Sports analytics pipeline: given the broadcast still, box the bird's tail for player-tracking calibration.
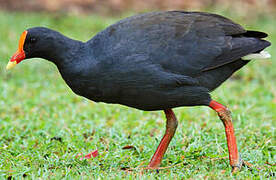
[242,50,271,60]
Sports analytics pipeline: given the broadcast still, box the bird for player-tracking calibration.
[6,11,271,172]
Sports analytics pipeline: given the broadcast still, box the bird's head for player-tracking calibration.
[6,27,78,70]
[7,28,45,70]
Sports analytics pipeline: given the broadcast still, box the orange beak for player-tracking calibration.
[6,30,28,70]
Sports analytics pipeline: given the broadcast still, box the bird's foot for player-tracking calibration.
[231,158,255,173]
[231,156,243,173]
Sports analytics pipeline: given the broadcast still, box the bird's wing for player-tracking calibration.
[202,37,270,71]
[91,11,270,76]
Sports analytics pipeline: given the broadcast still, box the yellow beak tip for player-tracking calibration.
[6,61,17,70]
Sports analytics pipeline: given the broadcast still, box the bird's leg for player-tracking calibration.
[209,100,242,172]
[148,109,178,169]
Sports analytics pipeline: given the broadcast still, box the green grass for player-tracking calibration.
[0,11,275,179]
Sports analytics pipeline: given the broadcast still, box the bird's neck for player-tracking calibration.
[42,34,84,69]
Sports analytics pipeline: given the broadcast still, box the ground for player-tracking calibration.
[0,11,275,179]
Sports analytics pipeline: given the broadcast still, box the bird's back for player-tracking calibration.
[89,11,270,77]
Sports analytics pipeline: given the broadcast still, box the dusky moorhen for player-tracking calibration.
[6,11,271,172]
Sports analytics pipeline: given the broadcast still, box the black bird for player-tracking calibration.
[7,11,271,172]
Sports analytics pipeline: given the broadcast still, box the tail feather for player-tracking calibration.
[243,31,268,38]
[242,50,271,60]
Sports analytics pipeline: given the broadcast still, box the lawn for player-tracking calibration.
[0,11,275,179]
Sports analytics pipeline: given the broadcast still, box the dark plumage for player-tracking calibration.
[8,11,271,172]
[21,11,270,110]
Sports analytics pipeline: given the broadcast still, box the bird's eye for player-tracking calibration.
[30,37,37,44]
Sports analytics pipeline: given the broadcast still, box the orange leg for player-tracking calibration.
[148,109,178,168]
[209,100,242,172]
